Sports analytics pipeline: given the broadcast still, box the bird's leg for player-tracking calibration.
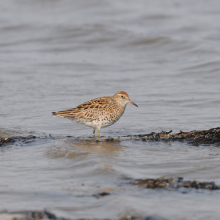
[92,129,95,137]
[97,130,100,137]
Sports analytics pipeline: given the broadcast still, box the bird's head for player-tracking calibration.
[113,91,138,108]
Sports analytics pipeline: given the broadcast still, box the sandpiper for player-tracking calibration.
[52,91,138,137]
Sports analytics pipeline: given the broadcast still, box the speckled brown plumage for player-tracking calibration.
[52,91,138,137]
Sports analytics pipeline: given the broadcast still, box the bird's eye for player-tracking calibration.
[121,95,124,98]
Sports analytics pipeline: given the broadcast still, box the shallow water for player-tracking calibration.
[1,0,220,219]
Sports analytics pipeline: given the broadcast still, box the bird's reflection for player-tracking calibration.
[46,138,127,160]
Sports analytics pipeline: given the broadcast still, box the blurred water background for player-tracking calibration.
[1,0,220,219]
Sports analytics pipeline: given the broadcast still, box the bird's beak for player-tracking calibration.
[129,100,138,107]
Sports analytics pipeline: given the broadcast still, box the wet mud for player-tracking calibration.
[0,135,37,147]
[94,177,220,198]
[120,127,220,146]
[132,177,220,190]
[0,210,63,220]
[1,127,220,148]
[0,210,167,220]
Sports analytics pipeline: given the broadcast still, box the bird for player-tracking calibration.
[52,91,138,137]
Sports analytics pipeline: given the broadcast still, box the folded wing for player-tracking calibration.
[52,97,110,122]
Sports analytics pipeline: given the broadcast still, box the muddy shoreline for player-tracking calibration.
[0,210,167,220]
[131,177,220,190]
[1,127,220,148]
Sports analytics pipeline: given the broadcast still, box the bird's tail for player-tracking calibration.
[52,109,78,118]
[52,111,70,117]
